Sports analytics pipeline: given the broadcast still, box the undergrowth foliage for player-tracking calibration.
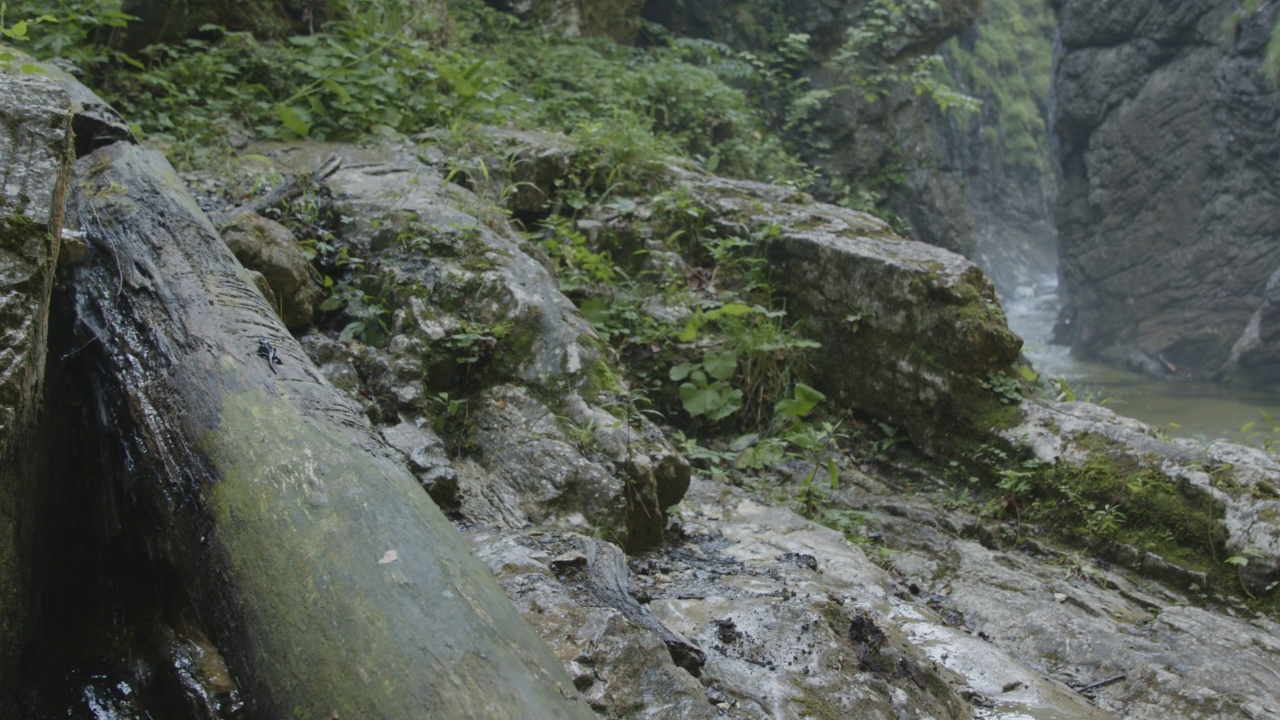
[4,0,802,182]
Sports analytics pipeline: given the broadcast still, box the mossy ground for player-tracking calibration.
[954,430,1280,611]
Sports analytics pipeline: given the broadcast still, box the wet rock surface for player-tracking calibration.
[469,476,1125,720]
[206,135,1279,719]
[1221,262,1280,391]
[0,72,72,707]
[836,461,1280,720]
[1010,398,1280,596]
[258,141,689,550]
[218,211,323,330]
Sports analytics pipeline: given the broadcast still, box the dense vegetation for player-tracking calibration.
[4,0,805,180]
[945,0,1054,172]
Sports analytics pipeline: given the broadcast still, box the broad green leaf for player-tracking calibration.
[706,389,743,421]
[703,349,738,380]
[775,382,826,418]
[274,103,309,137]
[669,362,695,381]
[706,303,755,319]
[793,382,826,410]
[324,78,352,103]
[338,321,365,342]
[677,316,702,343]
[678,382,714,416]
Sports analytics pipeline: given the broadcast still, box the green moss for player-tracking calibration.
[788,683,842,720]
[201,383,588,716]
[582,354,623,399]
[969,431,1272,602]
[0,210,50,259]
[202,388,419,718]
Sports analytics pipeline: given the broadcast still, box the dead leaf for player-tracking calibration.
[377,550,398,564]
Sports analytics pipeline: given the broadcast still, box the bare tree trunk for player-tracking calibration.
[63,139,594,718]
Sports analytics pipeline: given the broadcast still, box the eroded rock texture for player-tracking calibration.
[679,171,1022,456]
[0,74,71,706]
[258,142,690,551]
[1051,0,1280,376]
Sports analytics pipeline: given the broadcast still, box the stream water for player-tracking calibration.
[1001,275,1280,448]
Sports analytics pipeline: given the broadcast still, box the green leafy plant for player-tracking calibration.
[943,0,1055,171]
[774,382,826,423]
[0,4,53,72]
[1085,503,1127,540]
[981,370,1023,405]
[671,349,743,421]
[795,456,841,516]
[318,277,389,344]
[0,0,134,73]
[1240,410,1280,453]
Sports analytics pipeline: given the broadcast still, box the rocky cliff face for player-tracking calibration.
[932,0,1060,297]
[643,0,1062,301]
[1051,0,1280,375]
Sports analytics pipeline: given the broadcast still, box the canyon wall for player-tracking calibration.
[1051,0,1280,376]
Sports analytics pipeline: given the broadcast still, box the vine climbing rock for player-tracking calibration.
[0,73,72,712]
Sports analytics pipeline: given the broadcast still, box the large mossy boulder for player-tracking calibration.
[1009,398,1280,596]
[0,73,72,709]
[419,131,1022,456]
[680,172,1023,456]
[251,142,690,551]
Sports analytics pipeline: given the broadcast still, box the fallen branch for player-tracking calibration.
[1077,674,1126,693]
[209,153,342,225]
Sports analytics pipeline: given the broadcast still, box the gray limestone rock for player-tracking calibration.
[645,0,1042,280]
[1051,0,1280,375]
[469,477,1121,720]
[263,142,689,550]
[1009,398,1280,596]
[219,211,323,330]
[1220,263,1280,390]
[680,171,1023,456]
[471,531,715,719]
[845,465,1280,720]
[0,72,72,707]
[380,419,459,506]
